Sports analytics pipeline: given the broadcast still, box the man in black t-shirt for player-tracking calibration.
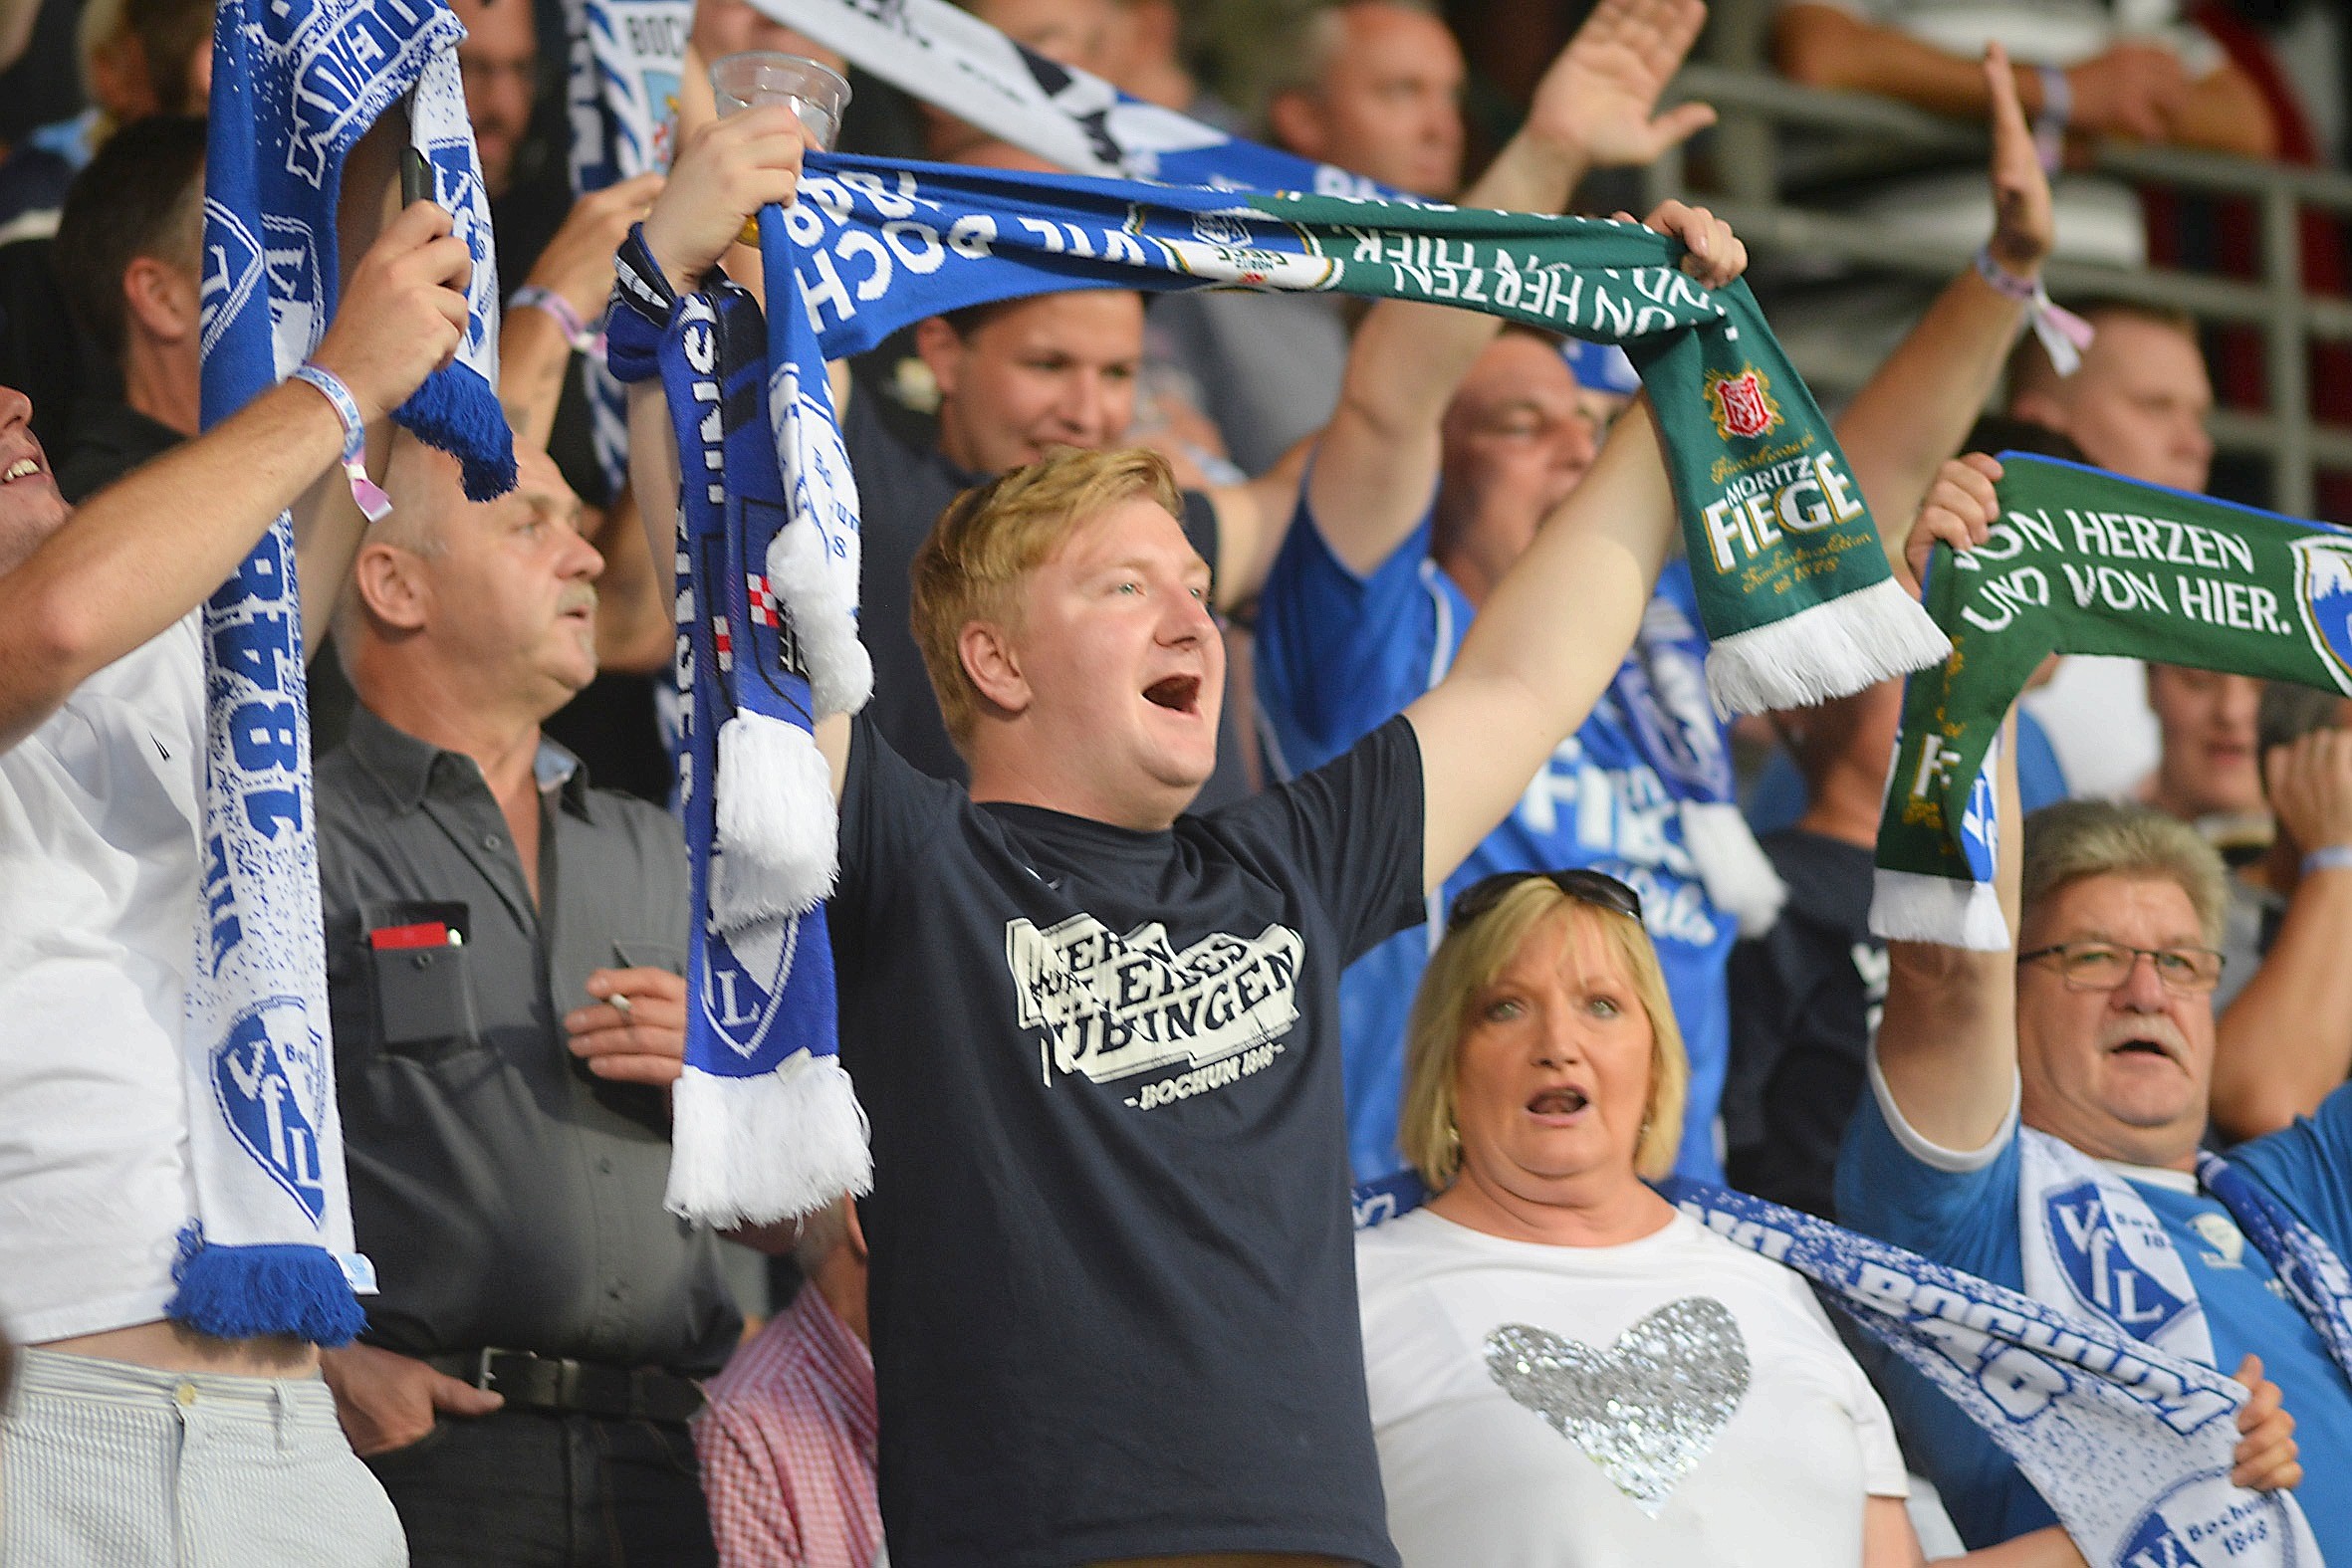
[629,60,1752,1568]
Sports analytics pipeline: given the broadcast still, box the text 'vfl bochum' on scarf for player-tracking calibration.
[184,0,513,1338]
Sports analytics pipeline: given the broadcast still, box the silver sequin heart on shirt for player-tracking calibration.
[1485,1297,1750,1516]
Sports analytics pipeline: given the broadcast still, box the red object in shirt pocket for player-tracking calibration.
[369,921,452,951]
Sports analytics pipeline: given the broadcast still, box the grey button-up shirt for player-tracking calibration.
[316,704,740,1375]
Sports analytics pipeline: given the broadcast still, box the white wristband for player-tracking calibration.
[290,362,392,523]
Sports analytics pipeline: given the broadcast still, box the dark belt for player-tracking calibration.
[425,1349,705,1425]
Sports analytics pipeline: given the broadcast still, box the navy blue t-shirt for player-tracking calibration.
[831,713,1424,1567]
[1837,1069,2352,1555]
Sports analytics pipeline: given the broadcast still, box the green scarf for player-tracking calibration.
[1873,454,2352,948]
[770,153,1956,715]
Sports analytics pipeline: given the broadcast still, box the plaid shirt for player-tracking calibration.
[695,1284,881,1568]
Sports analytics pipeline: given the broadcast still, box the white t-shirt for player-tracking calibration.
[1357,1207,1907,1568]
[0,616,204,1342]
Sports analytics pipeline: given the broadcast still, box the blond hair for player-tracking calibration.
[908,445,1184,754]
[1399,881,1688,1190]
[2020,799,2230,948]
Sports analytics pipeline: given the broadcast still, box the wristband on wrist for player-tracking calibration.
[508,285,600,353]
[613,223,680,327]
[290,362,393,522]
[2302,844,2352,877]
[2034,65,2070,174]
[1975,245,2095,377]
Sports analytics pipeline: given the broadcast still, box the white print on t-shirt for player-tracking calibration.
[1851,941,1889,1042]
[1512,730,1720,950]
[1004,912,1302,1097]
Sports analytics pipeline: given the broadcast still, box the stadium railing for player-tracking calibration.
[1649,63,2352,517]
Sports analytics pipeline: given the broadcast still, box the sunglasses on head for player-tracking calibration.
[1446,868,1644,931]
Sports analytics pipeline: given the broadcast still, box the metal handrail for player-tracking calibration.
[1649,64,2350,515]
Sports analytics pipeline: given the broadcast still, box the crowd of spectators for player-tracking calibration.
[6,0,2352,1564]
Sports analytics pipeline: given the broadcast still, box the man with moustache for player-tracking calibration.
[312,436,739,1567]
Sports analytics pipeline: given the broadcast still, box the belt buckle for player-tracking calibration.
[473,1346,506,1392]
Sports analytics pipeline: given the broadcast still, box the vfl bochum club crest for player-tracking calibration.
[704,910,805,1057]
[1704,365,1780,442]
[2288,531,2352,695]
[2045,1181,2197,1341]
[210,998,332,1223]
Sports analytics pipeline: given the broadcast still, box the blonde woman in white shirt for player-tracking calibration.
[1356,868,2297,1567]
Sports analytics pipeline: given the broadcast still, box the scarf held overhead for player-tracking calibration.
[1873,455,2352,948]
[186,0,510,1339]
[761,151,1947,721]
[657,152,1943,1228]
[563,0,690,492]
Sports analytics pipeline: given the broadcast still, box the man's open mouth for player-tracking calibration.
[2,456,40,483]
[2110,1037,2174,1060]
[1143,675,1201,715]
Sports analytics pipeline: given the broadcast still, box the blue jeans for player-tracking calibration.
[364,1407,716,1568]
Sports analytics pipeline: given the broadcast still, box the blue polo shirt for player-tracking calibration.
[1255,496,1735,1183]
[1837,1067,2352,1556]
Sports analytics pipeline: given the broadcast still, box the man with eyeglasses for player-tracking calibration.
[1839,746,2352,1553]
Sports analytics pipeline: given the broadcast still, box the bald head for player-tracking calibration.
[1267,1,1464,197]
[341,439,601,737]
[2007,305,2215,494]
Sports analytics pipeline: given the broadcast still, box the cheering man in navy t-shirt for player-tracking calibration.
[627,96,1771,1568]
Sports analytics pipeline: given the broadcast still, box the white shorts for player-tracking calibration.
[1,1346,406,1567]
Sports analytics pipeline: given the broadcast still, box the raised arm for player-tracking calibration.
[1212,0,1717,594]
[1404,396,1674,890]
[1834,45,2047,575]
[0,201,472,752]
[1774,3,2274,159]
[1875,456,2021,1151]
[501,172,666,451]
[625,101,851,791]
[2212,729,2352,1140]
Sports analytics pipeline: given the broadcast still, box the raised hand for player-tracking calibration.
[1624,199,1746,289]
[1905,452,2000,587]
[640,103,809,297]
[310,199,473,422]
[525,170,666,324]
[2265,727,2352,865]
[2066,41,2192,145]
[1527,0,1717,169]
[1983,43,2054,278]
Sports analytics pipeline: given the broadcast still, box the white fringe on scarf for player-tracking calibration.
[768,517,873,720]
[665,1055,873,1226]
[1868,866,2012,951]
[1703,576,1952,718]
[713,712,838,926]
[1678,800,1787,938]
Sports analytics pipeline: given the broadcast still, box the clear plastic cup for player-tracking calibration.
[710,52,852,149]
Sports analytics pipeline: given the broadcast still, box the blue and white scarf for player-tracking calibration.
[2020,1130,2352,1388]
[649,145,1930,1225]
[184,0,511,1340]
[1354,1173,2320,1566]
[612,255,869,1225]
[563,0,689,491]
[751,0,1406,197]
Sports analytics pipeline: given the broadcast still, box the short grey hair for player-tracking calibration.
[1263,0,1444,104]
[2020,799,2230,948]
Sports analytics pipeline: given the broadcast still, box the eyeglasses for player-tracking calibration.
[2016,942,2226,996]
[1447,868,1644,930]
